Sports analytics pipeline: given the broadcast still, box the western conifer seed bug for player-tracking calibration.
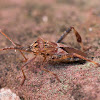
[0,27,99,85]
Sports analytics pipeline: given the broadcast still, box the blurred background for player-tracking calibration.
[0,0,100,100]
[0,0,100,46]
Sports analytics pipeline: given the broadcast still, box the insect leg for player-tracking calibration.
[21,56,37,85]
[40,56,61,82]
[71,27,85,51]
[51,54,74,63]
[0,47,17,51]
[0,47,31,53]
[57,27,86,51]
[72,53,100,66]
[41,66,61,82]
[52,53,99,66]
[57,27,72,43]
[19,50,28,62]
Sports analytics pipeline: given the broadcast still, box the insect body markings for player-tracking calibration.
[0,27,99,85]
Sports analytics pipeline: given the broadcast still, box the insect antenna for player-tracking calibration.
[0,29,30,61]
[0,29,16,46]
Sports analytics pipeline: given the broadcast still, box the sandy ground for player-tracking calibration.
[0,0,100,100]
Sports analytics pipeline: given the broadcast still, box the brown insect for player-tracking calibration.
[0,27,99,85]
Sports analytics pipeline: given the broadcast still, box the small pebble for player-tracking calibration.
[42,16,48,22]
[89,27,93,32]
[0,88,20,100]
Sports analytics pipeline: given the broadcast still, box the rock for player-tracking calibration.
[0,88,20,100]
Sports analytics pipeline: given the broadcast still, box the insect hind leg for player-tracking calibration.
[51,53,100,66]
[57,27,86,51]
[57,27,72,43]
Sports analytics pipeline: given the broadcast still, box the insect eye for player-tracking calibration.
[34,41,37,43]
[34,42,38,48]
[46,53,49,56]
[44,44,48,47]
[34,45,38,48]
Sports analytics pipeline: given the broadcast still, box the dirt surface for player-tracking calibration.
[0,0,100,100]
